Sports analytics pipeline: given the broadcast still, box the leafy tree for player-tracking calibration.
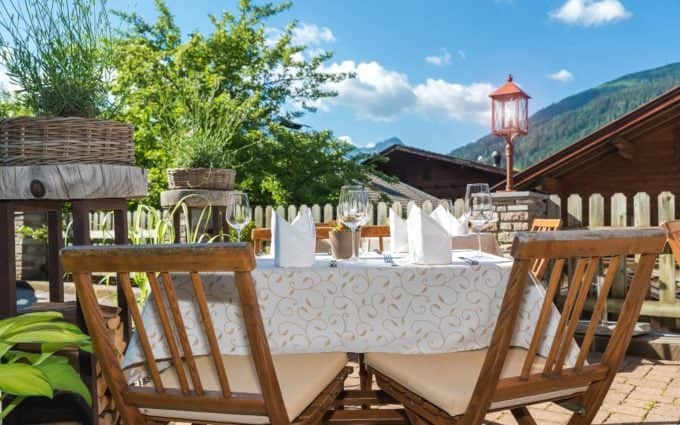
[111,0,364,205]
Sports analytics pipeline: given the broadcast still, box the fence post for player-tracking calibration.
[254,206,263,228]
[548,195,561,219]
[287,205,297,222]
[422,200,433,214]
[453,198,465,218]
[376,202,388,225]
[323,203,334,223]
[567,194,582,228]
[658,191,676,305]
[588,193,604,228]
[265,206,273,227]
[311,204,321,223]
[392,202,403,219]
[611,193,627,298]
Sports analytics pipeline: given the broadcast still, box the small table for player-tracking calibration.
[160,189,232,242]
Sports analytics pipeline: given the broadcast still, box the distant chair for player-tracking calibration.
[663,220,680,263]
[530,218,562,280]
[251,224,390,254]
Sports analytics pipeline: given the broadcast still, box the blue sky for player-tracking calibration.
[7,0,680,154]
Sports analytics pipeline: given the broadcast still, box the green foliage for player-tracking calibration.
[0,312,92,418]
[452,62,680,169]
[17,224,48,241]
[229,220,256,242]
[0,0,113,117]
[110,0,365,206]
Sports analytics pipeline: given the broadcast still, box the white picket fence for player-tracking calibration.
[552,191,679,319]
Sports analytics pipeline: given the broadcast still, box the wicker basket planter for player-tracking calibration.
[0,116,134,165]
[167,167,236,190]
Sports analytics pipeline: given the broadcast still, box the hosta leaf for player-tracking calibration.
[36,361,92,406]
[5,329,89,345]
[0,312,63,338]
[0,363,52,397]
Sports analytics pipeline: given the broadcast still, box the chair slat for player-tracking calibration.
[190,272,231,398]
[553,257,600,373]
[146,272,190,394]
[160,272,204,395]
[521,259,565,379]
[118,272,164,391]
[543,258,588,374]
[575,256,620,370]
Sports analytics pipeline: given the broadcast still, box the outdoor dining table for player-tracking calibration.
[123,249,575,382]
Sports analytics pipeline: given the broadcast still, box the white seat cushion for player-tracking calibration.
[365,348,585,416]
[142,352,348,424]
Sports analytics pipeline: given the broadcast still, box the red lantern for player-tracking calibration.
[490,75,530,191]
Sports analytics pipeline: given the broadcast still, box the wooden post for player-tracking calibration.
[113,205,131,342]
[47,209,64,302]
[658,192,676,305]
[0,202,16,319]
[567,194,583,228]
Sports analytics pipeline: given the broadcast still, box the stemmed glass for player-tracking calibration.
[337,185,370,261]
[465,183,494,255]
[226,192,252,242]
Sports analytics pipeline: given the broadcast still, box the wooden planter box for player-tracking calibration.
[0,117,134,165]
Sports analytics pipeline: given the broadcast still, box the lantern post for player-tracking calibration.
[490,75,530,191]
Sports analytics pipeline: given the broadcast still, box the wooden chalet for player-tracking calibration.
[494,86,680,221]
[369,145,506,199]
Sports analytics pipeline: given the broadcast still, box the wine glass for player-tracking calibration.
[337,185,370,261]
[226,192,252,242]
[465,183,493,255]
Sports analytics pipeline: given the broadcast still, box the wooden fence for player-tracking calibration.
[552,191,678,320]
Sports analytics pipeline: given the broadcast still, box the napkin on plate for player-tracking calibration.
[271,208,316,267]
[430,205,469,236]
[407,206,452,265]
[389,208,409,254]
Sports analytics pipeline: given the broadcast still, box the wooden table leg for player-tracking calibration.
[47,209,64,303]
[172,207,181,243]
[71,201,98,425]
[0,202,16,319]
[358,353,373,409]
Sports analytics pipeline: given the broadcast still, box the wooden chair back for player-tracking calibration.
[664,220,680,263]
[460,228,665,425]
[529,218,562,280]
[61,243,291,425]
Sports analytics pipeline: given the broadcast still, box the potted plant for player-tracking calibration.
[165,84,257,191]
[0,312,92,419]
[0,0,133,165]
[329,222,361,259]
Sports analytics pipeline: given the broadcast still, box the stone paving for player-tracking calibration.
[344,354,680,425]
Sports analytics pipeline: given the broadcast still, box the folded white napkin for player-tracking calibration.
[430,205,469,236]
[271,209,316,267]
[407,206,452,265]
[389,208,409,254]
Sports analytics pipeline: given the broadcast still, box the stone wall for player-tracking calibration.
[490,191,554,254]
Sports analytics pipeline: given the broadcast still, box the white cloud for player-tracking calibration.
[266,22,335,47]
[425,48,452,66]
[457,49,466,60]
[0,50,20,93]
[338,135,355,145]
[318,60,493,125]
[413,79,494,125]
[318,60,416,121]
[548,69,574,82]
[292,23,335,45]
[550,0,631,26]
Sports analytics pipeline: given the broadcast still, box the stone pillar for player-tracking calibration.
[491,191,551,255]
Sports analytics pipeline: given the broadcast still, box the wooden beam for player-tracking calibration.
[612,137,635,160]
[536,176,562,193]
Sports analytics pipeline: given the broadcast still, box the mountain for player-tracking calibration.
[350,136,404,157]
[451,62,680,169]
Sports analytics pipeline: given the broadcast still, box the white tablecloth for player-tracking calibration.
[123,251,573,380]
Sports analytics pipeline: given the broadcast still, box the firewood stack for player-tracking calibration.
[97,305,126,425]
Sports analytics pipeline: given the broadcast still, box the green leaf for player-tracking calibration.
[4,328,89,346]
[0,363,53,398]
[0,342,12,358]
[37,361,92,406]
[0,312,63,338]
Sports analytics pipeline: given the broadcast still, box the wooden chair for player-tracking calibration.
[365,228,665,425]
[664,220,680,263]
[530,218,562,280]
[62,243,351,425]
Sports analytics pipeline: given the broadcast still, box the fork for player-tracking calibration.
[383,254,398,266]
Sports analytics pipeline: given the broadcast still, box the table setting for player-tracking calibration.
[122,184,578,383]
